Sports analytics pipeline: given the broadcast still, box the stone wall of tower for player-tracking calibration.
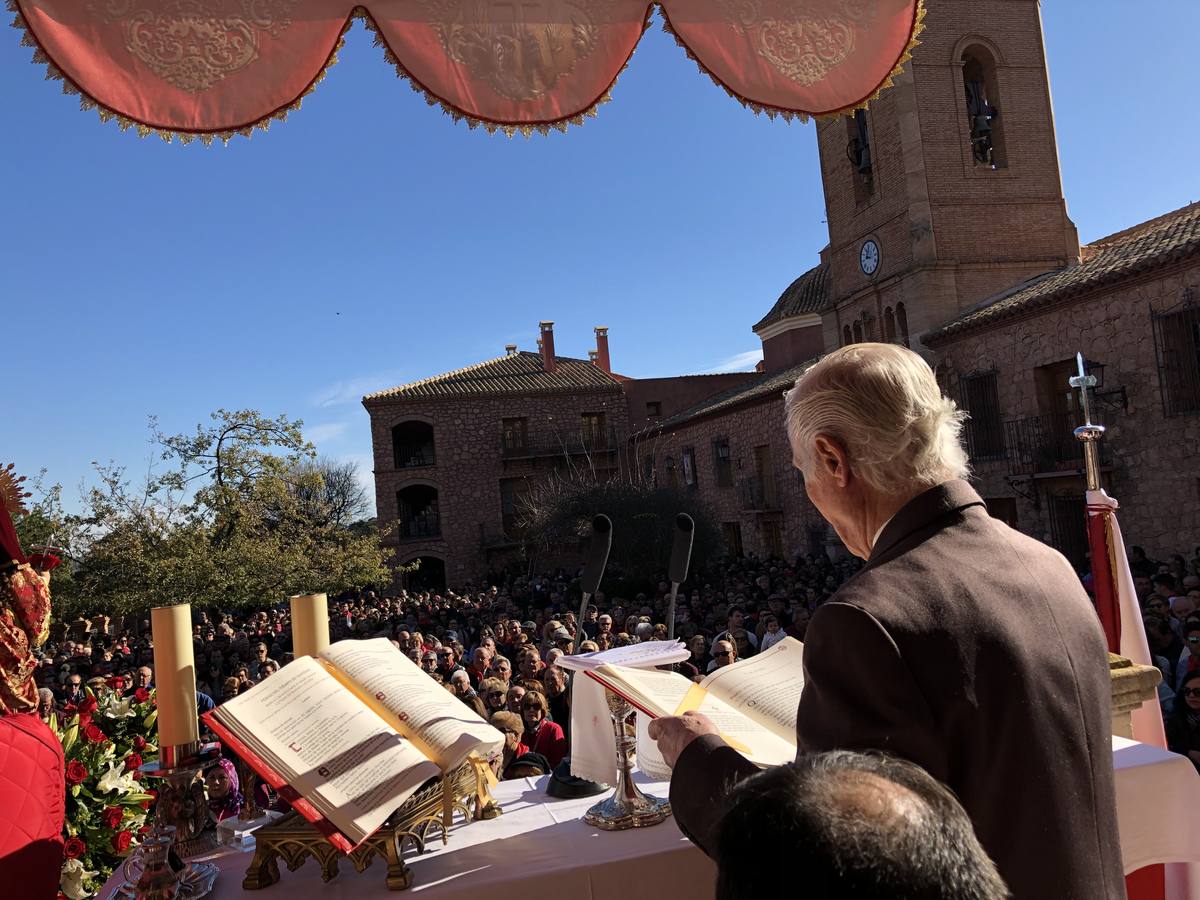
[816,0,1080,349]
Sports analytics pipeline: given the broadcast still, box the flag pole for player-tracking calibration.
[1070,353,1120,652]
[1068,352,1104,491]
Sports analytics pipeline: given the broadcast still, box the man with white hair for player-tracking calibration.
[650,343,1123,899]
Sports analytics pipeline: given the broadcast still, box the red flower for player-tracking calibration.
[84,723,107,744]
[134,688,150,703]
[124,753,142,772]
[132,735,146,750]
[63,836,87,859]
[78,695,98,717]
[138,824,152,836]
[65,760,89,785]
[140,799,152,811]
[101,806,124,829]
[112,829,133,854]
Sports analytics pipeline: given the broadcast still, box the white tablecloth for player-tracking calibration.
[1113,736,1200,900]
[99,775,714,900]
[98,740,1200,900]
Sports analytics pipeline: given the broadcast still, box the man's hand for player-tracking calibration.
[647,711,720,769]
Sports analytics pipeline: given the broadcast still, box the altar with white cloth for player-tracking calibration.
[98,774,714,900]
[99,737,1200,900]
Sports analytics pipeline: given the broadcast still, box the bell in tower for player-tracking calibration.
[812,0,1080,354]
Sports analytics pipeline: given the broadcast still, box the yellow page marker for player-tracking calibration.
[672,683,754,758]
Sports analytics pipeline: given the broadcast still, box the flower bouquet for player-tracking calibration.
[52,684,159,899]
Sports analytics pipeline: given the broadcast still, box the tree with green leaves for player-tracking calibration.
[23,410,391,616]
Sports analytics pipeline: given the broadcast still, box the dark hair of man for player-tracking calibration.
[714,751,1009,900]
[1152,573,1177,592]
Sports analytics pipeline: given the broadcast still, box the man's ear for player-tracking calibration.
[812,435,850,487]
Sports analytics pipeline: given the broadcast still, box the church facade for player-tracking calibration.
[366,0,1200,584]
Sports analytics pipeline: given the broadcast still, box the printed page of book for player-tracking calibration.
[589,663,795,767]
[321,638,503,771]
[589,663,693,717]
[212,655,439,847]
[698,637,805,743]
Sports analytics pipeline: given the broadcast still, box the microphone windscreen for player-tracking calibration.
[668,513,695,584]
[580,514,612,596]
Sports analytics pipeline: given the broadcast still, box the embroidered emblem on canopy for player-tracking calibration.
[10,0,924,142]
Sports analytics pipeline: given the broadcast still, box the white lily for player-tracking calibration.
[97,760,139,795]
[103,695,137,719]
[60,858,99,900]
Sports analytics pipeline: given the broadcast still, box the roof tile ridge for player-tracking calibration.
[364,351,520,399]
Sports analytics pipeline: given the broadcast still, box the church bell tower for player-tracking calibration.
[815,0,1080,352]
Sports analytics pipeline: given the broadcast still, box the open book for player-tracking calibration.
[586,637,805,768]
[202,638,503,852]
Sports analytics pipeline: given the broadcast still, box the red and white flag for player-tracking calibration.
[1086,489,1167,748]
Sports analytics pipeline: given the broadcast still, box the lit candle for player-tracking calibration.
[290,592,330,659]
[150,604,198,748]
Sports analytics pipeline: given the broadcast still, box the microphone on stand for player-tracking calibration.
[576,514,612,644]
[666,514,694,641]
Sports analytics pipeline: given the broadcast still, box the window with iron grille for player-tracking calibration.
[682,447,698,488]
[958,370,1005,460]
[712,438,733,487]
[1152,299,1200,416]
[501,417,528,454]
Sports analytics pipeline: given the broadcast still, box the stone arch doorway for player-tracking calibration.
[405,555,446,591]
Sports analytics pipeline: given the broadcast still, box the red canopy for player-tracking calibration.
[11,1,923,141]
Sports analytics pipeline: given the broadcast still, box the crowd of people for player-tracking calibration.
[35,551,858,786]
[32,539,1200,789]
[1130,547,1200,768]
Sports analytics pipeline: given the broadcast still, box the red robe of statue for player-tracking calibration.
[0,496,64,900]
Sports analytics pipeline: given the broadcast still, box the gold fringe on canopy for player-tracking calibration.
[9,0,925,143]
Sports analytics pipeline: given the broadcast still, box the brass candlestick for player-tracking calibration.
[583,690,671,830]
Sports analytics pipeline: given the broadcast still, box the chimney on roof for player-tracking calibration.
[588,350,599,365]
[539,321,557,373]
[594,326,611,374]
[505,344,518,356]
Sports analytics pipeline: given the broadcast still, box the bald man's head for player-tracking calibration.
[715,751,1009,900]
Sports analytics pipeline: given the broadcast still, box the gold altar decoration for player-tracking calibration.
[1109,653,1162,740]
[9,0,924,142]
[243,758,499,892]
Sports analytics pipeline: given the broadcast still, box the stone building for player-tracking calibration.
[363,323,756,585]
[363,324,629,587]
[925,204,1200,566]
[637,0,1200,568]
[366,0,1200,581]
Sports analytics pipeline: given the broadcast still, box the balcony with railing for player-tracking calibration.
[739,475,780,511]
[500,425,619,459]
[398,510,441,540]
[1003,413,1110,477]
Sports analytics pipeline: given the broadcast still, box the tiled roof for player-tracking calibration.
[363,351,621,402]
[753,263,831,332]
[641,358,815,434]
[927,201,1200,345]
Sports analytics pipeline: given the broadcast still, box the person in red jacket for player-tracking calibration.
[520,690,567,768]
[0,470,64,900]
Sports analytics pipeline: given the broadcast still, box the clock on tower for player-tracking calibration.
[859,239,880,277]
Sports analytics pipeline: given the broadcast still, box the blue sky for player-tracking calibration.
[2,2,1197,516]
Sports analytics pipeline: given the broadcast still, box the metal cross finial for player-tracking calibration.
[1068,352,1105,491]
